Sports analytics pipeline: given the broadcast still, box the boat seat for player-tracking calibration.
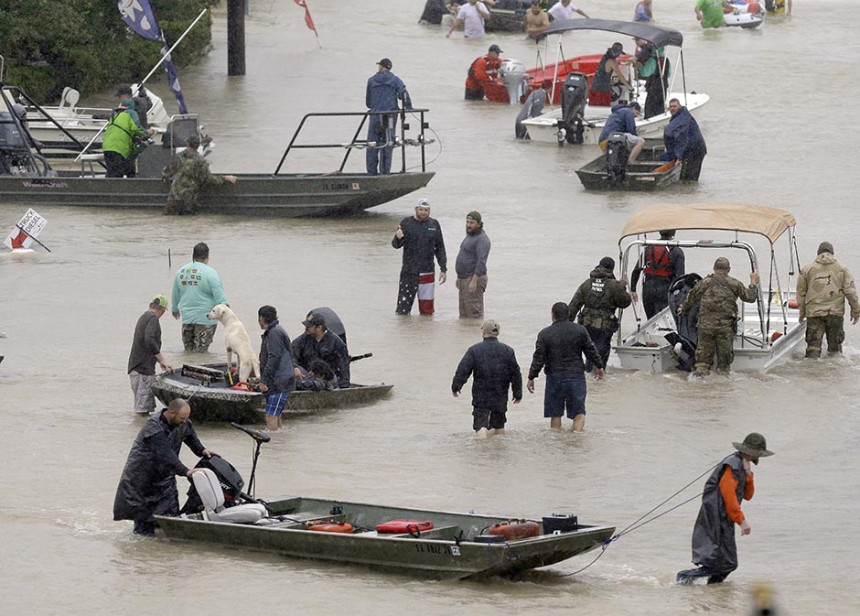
[78,152,104,176]
[192,468,267,524]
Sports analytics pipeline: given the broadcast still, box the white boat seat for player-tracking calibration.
[60,87,80,110]
[192,468,267,524]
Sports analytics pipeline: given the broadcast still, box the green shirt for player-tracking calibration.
[171,260,229,325]
[696,0,726,28]
[102,110,147,159]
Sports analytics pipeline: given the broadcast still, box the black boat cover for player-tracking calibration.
[535,18,684,48]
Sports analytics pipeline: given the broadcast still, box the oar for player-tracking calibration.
[349,352,372,363]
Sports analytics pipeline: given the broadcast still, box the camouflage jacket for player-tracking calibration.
[569,266,632,330]
[162,149,225,205]
[797,253,860,320]
[681,273,757,329]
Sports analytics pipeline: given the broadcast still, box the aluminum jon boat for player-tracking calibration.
[151,364,393,423]
[0,83,434,217]
[575,139,681,191]
[157,494,614,579]
[613,203,806,373]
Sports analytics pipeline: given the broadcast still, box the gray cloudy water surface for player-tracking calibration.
[2,0,859,613]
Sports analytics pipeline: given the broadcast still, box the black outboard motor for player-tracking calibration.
[666,273,702,371]
[557,72,588,145]
[604,133,629,185]
[180,454,247,514]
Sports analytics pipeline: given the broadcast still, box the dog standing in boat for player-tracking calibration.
[206,304,260,383]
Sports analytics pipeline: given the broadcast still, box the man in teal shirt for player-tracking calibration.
[171,242,229,352]
[695,0,732,28]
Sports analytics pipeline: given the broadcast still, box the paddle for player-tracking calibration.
[349,352,372,363]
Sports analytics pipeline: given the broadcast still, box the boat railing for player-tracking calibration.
[274,109,432,176]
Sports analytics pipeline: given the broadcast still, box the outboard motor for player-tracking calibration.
[557,72,588,145]
[666,273,703,371]
[0,111,49,177]
[499,58,528,105]
[180,454,247,514]
[604,133,629,185]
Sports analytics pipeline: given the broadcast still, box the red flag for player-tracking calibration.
[293,0,317,33]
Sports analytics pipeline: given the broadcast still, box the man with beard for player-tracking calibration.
[113,399,215,535]
[661,98,708,181]
[455,211,491,318]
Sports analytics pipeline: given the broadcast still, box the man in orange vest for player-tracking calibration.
[465,44,503,100]
[630,229,685,318]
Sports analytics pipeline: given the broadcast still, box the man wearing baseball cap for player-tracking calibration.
[291,310,350,388]
[464,44,503,100]
[678,433,774,584]
[679,257,759,377]
[452,319,522,438]
[127,294,173,416]
[392,198,447,315]
[366,57,412,175]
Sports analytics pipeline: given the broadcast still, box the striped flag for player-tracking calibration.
[118,0,189,114]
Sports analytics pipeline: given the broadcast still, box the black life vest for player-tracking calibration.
[644,245,671,277]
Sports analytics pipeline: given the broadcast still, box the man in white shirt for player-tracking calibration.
[447,0,491,38]
[548,0,589,21]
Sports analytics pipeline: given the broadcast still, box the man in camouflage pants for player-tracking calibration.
[162,136,237,215]
[569,256,632,372]
[797,241,860,357]
[680,257,759,376]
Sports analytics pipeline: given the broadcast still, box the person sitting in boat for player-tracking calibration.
[291,310,351,388]
[590,42,633,106]
[103,99,152,178]
[525,1,550,38]
[161,135,237,215]
[464,45,503,100]
[515,89,548,139]
[597,101,645,164]
[661,98,707,181]
[634,38,670,119]
[695,0,733,28]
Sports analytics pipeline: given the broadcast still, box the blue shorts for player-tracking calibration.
[265,391,291,417]
[543,374,586,419]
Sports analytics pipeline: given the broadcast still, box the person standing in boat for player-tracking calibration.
[464,44,503,101]
[446,0,491,39]
[452,319,522,438]
[392,198,448,315]
[291,310,351,388]
[634,38,670,119]
[162,135,237,215]
[797,242,860,358]
[455,211,491,319]
[257,305,295,433]
[115,86,145,129]
[171,242,229,353]
[365,58,412,176]
[127,294,173,416]
[678,257,759,377]
[569,257,632,373]
[590,43,633,106]
[527,302,603,432]
[661,98,707,181]
[113,398,215,536]
[547,0,590,21]
[103,99,151,178]
[677,433,774,584]
[630,230,686,319]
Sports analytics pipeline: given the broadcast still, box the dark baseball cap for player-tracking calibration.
[116,85,133,96]
[488,44,503,54]
[377,58,393,69]
[302,311,327,328]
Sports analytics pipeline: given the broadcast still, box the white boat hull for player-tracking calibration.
[520,91,710,145]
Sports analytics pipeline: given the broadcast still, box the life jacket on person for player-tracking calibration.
[644,245,672,277]
[466,56,501,91]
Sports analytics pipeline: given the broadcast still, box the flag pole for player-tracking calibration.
[139,8,208,87]
[75,8,208,161]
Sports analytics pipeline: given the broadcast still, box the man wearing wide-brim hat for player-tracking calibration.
[677,432,774,585]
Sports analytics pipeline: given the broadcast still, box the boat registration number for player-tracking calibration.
[414,543,460,557]
[323,182,360,191]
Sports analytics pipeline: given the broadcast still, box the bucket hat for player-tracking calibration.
[733,432,774,458]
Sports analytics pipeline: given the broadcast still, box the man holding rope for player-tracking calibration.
[677,433,774,584]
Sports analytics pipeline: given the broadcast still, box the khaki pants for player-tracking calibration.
[805,315,845,357]
[458,276,487,319]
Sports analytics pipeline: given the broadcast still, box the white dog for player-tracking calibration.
[206,304,260,383]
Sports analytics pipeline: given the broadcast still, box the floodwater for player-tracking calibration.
[2,0,859,613]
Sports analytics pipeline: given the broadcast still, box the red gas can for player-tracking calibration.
[488,520,540,541]
[376,520,434,534]
[306,521,354,534]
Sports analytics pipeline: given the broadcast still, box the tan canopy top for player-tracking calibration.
[619,203,797,244]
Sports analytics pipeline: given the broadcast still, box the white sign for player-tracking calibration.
[3,208,48,250]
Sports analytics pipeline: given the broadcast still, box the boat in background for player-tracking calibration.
[613,203,806,373]
[724,1,764,28]
[516,19,709,145]
[575,140,681,191]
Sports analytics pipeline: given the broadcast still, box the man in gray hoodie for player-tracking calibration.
[455,211,491,318]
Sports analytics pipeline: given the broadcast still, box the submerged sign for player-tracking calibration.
[3,208,48,250]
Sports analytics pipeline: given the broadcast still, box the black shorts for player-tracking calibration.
[472,407,506,431]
